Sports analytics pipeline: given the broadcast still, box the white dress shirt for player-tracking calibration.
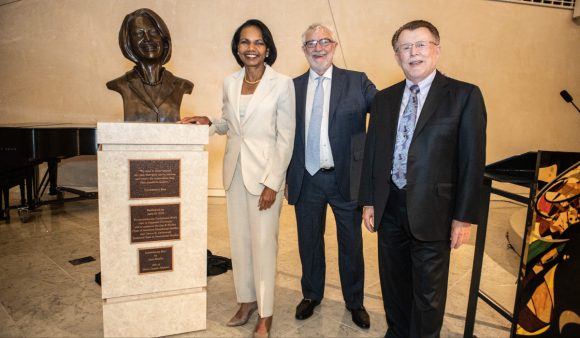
[238,94,252,121]
[397,69,437,123]
[305,66,334,169]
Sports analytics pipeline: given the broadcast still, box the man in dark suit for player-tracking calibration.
[359,20,486,338]
[285,23,376,329]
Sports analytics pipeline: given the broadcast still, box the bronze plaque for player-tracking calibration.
[138,247,173,274]
[130,204,180,243]
[129,159,180,199]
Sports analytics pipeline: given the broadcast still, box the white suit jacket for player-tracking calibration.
[211,65,296,195]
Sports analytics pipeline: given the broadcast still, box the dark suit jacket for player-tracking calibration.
[358,71,487,241]
[287,66,376,204]
[107,69,193,122]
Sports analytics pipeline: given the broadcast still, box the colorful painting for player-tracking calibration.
[513,151,580,337]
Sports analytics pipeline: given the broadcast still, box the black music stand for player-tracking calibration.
[464,152,537,337]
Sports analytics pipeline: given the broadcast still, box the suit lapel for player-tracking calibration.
[229,68,244,127]
[127,71,158,112]
[374,80,405,172]
[295,72,309,155]
[242,65,275,126]
[154,70,177,107]
[328,66,345,129]
[412,71,448,140]
[388,81,406,148]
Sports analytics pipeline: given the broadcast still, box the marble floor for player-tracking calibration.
[0,191,522,337]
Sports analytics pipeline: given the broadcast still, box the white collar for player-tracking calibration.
[309,65,333,81]
[405,69,436,92]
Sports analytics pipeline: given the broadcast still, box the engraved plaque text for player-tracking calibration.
[129,160,180,199]
[138,247,173,274]
[130,204,180,243]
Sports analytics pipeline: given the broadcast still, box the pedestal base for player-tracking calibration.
[103,288,206,337]
[97,122,209,337]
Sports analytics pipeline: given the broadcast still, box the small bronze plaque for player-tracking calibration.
[130,204,180,243]
[138,247,173,274]
[129,159,180,199]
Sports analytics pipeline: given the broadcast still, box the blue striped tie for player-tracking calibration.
[305,76,324,175]
[392,84,420,188]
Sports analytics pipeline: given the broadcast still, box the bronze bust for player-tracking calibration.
[107,8,193,122]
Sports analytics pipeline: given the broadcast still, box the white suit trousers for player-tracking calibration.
[226,160,283,317]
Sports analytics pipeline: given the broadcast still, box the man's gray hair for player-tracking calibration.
[301,24,337,44]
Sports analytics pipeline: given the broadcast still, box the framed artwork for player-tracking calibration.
[512,151,580,337]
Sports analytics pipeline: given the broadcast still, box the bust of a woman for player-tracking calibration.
[106,8,193,122]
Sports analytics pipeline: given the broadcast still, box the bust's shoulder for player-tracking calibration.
[164,70,194,93]
[106,70,136,91]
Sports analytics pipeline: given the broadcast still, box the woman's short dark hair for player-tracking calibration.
[391,20,440,50]
[119,8,172,65]
[231,19,277,67]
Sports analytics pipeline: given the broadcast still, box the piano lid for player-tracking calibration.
[0,123,97,129]
[0,123,97,173]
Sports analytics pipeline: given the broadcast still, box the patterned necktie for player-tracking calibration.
[392,84,420,188]
[305,76,324,175]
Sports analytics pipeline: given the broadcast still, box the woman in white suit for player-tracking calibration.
[181,19,295,338]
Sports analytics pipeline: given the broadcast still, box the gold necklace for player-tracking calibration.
[244,74,261,85]
[134,67,163,86]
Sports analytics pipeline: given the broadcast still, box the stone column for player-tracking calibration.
[97,122,208,337]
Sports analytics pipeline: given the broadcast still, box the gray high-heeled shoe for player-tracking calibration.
[226,303,258,327]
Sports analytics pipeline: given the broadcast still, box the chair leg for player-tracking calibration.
[19,180,26,206]
[1,187,9,221]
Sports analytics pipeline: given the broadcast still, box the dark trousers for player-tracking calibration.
[379,183,451,338]
[294,169,365,309]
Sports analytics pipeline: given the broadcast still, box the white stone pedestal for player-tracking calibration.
[97,122,208,337]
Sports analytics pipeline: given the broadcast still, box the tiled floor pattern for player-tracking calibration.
[0,194,521,337]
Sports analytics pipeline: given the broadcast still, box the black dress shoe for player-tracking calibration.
[295,299,320,320]
[348,306,370,329]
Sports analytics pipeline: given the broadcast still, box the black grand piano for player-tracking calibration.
[0,123,97,221]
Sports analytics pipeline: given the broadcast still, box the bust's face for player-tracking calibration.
[129,15,163,61]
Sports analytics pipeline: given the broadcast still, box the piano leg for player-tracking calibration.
[26,166,35,210]
[48,159,59,195]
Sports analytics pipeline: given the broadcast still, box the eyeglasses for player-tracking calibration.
[304,38,335,49]
[395,41,438,54]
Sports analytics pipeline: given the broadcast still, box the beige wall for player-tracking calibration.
[1,0,579,192]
